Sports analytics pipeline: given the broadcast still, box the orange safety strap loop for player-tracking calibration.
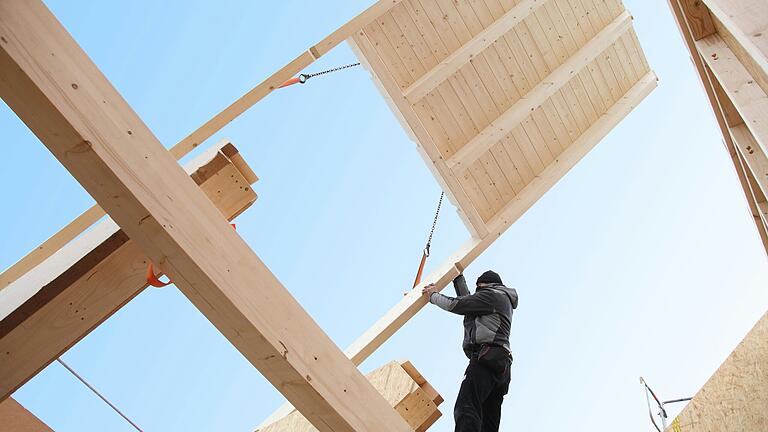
[412,250,428,289]
[278,77,301,88]
[146,223,236,288]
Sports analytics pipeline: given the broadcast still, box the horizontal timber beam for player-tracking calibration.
[403,0,545,103]
[0,2,408,431]
[258,361,442,432]
[258,71,659,430]
[0,397,53,431]
[0,141,257,401]
[668,310,768,431]
[445,10,634,171]
[0,0,402,292]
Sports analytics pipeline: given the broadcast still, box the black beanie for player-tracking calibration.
[476,270,502,286]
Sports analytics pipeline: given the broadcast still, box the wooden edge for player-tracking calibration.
[0,397,53,432]
[700,0,768,77]
[348,30,490,238]
[257,360,442,432]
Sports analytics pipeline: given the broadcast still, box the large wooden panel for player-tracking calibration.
[353,0,654,234]
[668,311,768,431]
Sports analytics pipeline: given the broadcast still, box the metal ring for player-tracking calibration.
[298,74,309,84]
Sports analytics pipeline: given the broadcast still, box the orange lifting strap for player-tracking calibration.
[146,223,236,288]
[412,192,444,288]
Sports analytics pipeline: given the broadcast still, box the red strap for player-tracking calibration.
[278,77,301,88]
[146,223,236,288]
[412,251,428,289]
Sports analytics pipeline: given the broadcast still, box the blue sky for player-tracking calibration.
[3,1,767,431]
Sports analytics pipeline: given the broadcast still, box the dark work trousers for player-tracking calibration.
[454,358,511,432]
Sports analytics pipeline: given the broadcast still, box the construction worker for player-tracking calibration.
[422,270,518,432]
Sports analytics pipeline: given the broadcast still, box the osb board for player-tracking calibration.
[258,361,441,432]
[669,311,768,431]
[350,0,654,237]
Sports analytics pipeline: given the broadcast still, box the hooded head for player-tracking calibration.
[476,270,502,286]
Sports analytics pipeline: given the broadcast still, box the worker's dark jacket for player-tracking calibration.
[429,275,518,359]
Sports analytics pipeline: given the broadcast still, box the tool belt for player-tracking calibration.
[472,344,512,374]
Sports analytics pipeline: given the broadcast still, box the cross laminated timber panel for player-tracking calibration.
[349,0,657,239]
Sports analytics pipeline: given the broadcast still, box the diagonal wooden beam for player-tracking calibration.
[700,0,768,81]
[0,141,257,401]
[0,0,402,292]
[0,2,408,431]
[697,33,768,156]
[258,71,658,429]
[445,10,634,171]
[0,397,53,431]
[402,0,546,103]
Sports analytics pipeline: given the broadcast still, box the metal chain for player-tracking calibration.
[299,62,361,83]
[424,191,444,257]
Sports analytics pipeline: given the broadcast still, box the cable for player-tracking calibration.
[56,358,144,432]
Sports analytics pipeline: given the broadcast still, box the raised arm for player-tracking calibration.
[428,289,496,316]
[453,274,470,297]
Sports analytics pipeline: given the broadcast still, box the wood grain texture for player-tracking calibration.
[0,398,53,432]
[668,311,768,431]
[0,2,408,430]
[0,141,257,401]
[353,0,654,229]
[258,361,442,432]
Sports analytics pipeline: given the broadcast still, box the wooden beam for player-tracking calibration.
[668,310,768,431]
[679,0,717,40]
[0,397,53,432]
[697,33,768,155]
[350,30,490,238]
[731,123,768,201]
[258,71,658,429]
[402,0,546,103]
[258,361,442,432]
[668,0,768,255]
[0,141,257,401]
[0,2,408,431]
[701,0,768,84]
[0,0,402,292]
[445,10,634,171]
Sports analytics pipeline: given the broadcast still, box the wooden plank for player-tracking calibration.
[445,10,633,170]
[731,124,768,209]
[701,0,768,88]
[697,33,768,154]
[0,398,53,432]
[0,142,257,401]
[668,311,768,431]
[258,361,442,432]
[403,0,546,102]
[713,13,768,98]
[679,0,717,40]
[0,0,401,292]
[0,2,409,431]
